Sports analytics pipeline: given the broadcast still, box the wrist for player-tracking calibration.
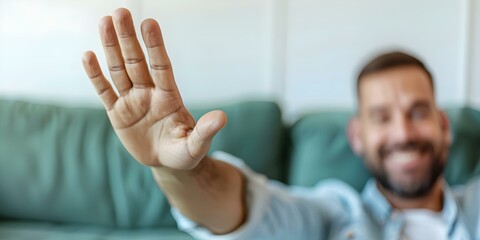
[150,155,246,234]
[150,155,215,185]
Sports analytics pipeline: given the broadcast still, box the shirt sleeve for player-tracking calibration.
[171,151,343,240]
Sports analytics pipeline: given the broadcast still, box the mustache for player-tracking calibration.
[378,141,434,159]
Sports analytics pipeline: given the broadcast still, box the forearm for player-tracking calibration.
[151,156,246,234]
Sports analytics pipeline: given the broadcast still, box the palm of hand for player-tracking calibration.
[82,8,225,170]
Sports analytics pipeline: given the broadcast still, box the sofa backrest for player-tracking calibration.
[0,99,285,228]
[1,98,479,228]
[287,107,480,191]
[288,111,370,190]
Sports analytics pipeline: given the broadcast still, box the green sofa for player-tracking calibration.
[0,98,479,239]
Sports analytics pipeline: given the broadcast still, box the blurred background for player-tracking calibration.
[0,0,479,120]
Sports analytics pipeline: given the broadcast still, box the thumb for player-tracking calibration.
[187,110,227,161]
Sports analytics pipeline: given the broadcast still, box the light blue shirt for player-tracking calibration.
[172,152,480,240]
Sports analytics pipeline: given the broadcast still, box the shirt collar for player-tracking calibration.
[361,178,393,225]
[441,181,459,236]
[361,178,459,232]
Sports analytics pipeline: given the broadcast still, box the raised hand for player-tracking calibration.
[82,8,226,170]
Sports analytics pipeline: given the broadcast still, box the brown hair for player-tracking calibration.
[356,51,434,100]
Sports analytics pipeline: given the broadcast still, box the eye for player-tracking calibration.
[410,107,429,120]
[371,113,390,124]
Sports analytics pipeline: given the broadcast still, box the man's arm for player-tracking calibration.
[172,152,334,240]
[152,157,246,234]
[82,8,245,234]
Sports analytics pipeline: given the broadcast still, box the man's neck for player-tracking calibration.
[378,179,444,212]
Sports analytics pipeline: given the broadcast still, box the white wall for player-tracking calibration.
[285,0,466,116]
[139,1,274,105]
[468,0,480,107]
[0,0,478,119]
[0,0,128,106]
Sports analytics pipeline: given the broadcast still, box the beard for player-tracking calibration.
[366,140,446,199]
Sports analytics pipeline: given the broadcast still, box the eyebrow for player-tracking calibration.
[409,100,432,111]
[365,99,432,117]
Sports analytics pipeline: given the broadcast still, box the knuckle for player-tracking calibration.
[150,63,171,71]
[108,65,126,72]
[124,57,145,65]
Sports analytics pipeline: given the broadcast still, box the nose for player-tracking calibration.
[390,114,417,143]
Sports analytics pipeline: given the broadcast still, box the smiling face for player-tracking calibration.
[350,65,451,198]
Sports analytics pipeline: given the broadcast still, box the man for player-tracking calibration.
[82,8,479,239]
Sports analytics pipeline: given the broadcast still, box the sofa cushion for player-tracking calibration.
[288,107,480,192]
[189,101,286,182]
[0,221,192,240]
[288,111,370,191]
[0,99,285,228]
[443,107,480,185]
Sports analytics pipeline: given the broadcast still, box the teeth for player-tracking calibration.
[391,151,421,164]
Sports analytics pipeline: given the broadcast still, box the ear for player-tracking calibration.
[347,117,364,156]
[439,110,452,146]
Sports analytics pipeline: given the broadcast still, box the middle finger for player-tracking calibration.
[112,8,154,88]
